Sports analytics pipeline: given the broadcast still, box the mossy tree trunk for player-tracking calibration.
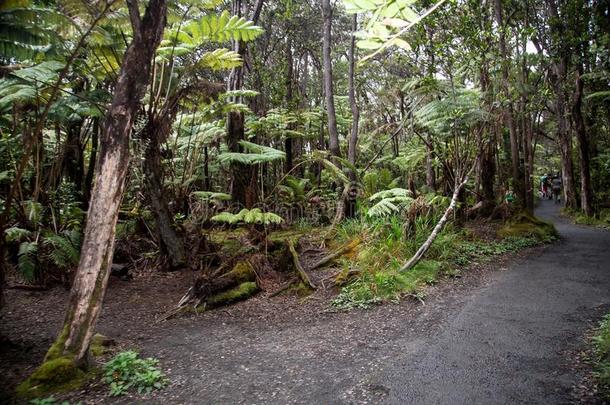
[47,0,168,367]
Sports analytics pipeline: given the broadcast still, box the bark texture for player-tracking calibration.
[347,14,359,168]
[50,0,168,367]
[573,68,593,216]
[322,0,340,158]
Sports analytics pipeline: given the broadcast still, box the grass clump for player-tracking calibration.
[332,212,555,311]
[568,208,610,230]
[592,312,610,400]
[103,351,167,397]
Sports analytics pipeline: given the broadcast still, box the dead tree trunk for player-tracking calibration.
[399,176,469,272]
[44,0,167,369]
[322,0,340,159]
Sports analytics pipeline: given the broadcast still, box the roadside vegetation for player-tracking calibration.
[0,0,608,401]
[592,313,610,401]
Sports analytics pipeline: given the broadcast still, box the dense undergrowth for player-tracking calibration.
[331,214,557,310]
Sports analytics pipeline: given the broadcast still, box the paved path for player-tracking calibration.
[138,201,610,404]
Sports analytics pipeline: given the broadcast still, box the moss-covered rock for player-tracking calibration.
[207,281,259,307]
[16,357,87,399]
[498,212,559,240]
[90,333,115,357]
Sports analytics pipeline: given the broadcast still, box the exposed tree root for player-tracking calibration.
[288,238,316,289]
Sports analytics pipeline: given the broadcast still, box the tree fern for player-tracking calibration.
[368,188,414,217]
[4,226,31,242]
[17,241,38,282]
[43,230,81,270]
[218,140,285,165]
[212,208,283,225]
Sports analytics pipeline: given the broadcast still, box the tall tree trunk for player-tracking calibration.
[43,0,167,369]
[494,0,525,211]
[143,117,186,269]
[284,36,294,173]
[322,0,340,158]
[546,0,578,209]
[227,0,264,207]
[347,14,359,169]
[573,68,593,215]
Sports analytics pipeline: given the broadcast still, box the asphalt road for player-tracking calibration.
[137,200,610,404]
[377,200,610,404]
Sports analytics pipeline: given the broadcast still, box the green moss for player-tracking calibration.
[44,325,70,362]
[498,212,558,241]
[268,229,308,242]
[207,282,259,307]
[288,282,312,297]
[90,333,114,357]
[16,357,86,399]
[224,261,255,283]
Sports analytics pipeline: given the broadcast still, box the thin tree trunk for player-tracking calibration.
[347,14,359,169]
[284,36,294,173]
[45,0,167,368]
[143,119,186,269]
[573,68,593,215]
[322,0,340,158]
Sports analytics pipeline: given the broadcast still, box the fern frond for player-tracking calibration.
[4,226,31,242]
[17,241,38,282]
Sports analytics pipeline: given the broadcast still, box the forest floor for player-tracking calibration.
[1,200,609,404]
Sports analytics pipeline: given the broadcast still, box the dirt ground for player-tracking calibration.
[0,246,540,404]
[1,204,607,404]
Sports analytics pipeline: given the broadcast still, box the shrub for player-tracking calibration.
[103,351,167,397]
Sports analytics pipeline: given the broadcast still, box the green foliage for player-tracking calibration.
[103,351,167,397]
[218,140,285,165]
[191,191,232,201]
[43,230,81,270]
[332,212,553,310]
[211,208,284,225]
[174,10,263,44]
[592,313,610,400]
[18,241,38,282]
[4,226,31,242]
[367,188,414,217]
[362,168,398,195]
[29,396,72,405]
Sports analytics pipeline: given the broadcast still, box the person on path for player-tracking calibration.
[551,175,562,204]
[540,174,548,200]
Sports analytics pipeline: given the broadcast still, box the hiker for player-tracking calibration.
[540,174,548,200]
[551,175,562,204]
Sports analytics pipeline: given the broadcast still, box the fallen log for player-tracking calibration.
[288,238,316,289]
[310,238,361,270]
